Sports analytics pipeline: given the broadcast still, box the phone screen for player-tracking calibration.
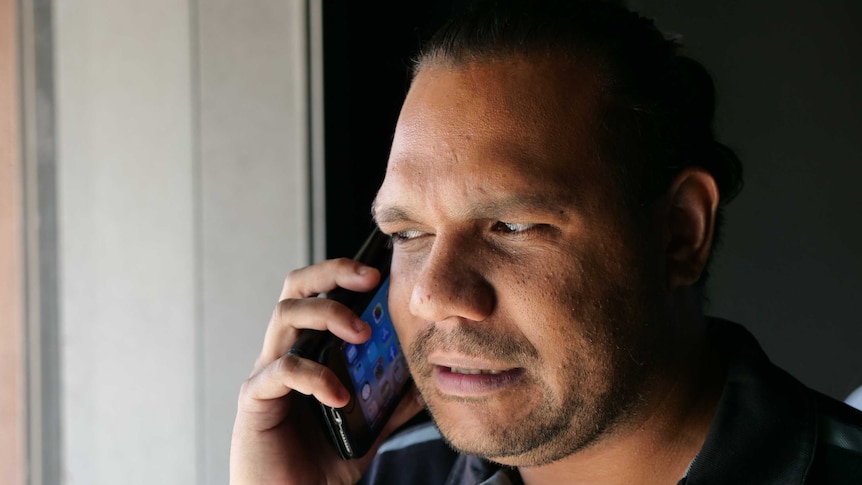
[340,276,409,433]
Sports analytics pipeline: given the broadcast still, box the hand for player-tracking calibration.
[229,258,423,485]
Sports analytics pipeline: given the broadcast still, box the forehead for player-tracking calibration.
[376,57,614,217]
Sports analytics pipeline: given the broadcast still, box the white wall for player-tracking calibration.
[53,1,311,483]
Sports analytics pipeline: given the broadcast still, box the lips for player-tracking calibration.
[410,325,538,397]
[449,367,505,375]
[433,365,525,396]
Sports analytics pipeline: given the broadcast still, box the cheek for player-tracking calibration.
[494,264,581,348]
[506,254,617,372]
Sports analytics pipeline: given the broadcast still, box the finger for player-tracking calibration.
[257,297,372,369]
[279,258,381,300]
[241,354,351,416]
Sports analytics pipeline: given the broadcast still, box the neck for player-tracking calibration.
[518,290,724,485]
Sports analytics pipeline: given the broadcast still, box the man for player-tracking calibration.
[230,1,862,483]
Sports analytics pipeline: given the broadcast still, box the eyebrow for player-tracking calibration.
[371,192,574,226]
[371,204,414,225]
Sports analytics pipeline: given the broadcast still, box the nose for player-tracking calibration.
[408,238,495,323]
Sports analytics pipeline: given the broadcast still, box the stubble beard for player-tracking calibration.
[406,282,659,467]
[407,320,648,467]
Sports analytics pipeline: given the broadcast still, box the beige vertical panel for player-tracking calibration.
[0,0,25,483]
[54,1,197,484]
[196,0,310,482]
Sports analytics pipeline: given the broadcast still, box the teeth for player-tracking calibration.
[450,367,504,375]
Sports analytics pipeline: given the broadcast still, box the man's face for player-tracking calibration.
[374,57,668,466]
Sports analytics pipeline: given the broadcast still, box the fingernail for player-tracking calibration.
[356,265,370,276]
[352,318,367,333]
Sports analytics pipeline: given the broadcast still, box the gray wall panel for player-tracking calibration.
[52,0,312,483]
[197,0,310,483]
[54,1,198,483]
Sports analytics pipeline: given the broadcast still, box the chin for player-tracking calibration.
[424,391,597,467]
[436,416,596,468]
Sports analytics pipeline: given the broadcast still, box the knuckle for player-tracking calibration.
[331,257,353,267]
[238,378,252,397]
[283,267,303,287]
[312,362,332,386]
[318,298,342,318]
[276,296,348,328]
[272,298,299,323]
[237,378,257,407]
[279,354,333,389]
[250,357,267,377]
[327,257,357,276]
[276,353,303,377]
[281,267,309,297]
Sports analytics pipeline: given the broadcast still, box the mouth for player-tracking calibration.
[433,365,525,396]
[449,367,506,375]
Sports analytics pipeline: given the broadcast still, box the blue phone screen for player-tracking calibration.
[341,277,409,430]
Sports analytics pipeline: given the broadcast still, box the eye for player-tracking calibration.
[491,221,537,234]
[390,229,426,243]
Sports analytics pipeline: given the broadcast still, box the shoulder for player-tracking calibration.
[690,318,862,483]
[359,418,460,485]
[806,393,862,484]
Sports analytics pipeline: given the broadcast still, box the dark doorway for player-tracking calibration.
[322,0,455,258]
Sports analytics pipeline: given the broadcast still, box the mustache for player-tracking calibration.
[409,323,540,368]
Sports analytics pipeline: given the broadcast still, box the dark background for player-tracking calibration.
[322,0,456,259]
[321,0,862,401]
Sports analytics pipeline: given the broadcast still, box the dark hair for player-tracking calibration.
[413,0,744,283]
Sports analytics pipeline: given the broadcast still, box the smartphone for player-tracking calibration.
[288,228,411,460]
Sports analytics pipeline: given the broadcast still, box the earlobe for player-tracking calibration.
[664,168,720,289]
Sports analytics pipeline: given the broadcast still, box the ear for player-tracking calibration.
[663,167,720,289]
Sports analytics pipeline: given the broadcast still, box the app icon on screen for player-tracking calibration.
[393,360,404,383]
[352,360,365,383]
[365,341,380,364]
[373,303,384,323]
[387,343,399,363]
[367,398,380,421]
[381,380,392,402]
[374,359,384,381]
[345,344,359,363]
